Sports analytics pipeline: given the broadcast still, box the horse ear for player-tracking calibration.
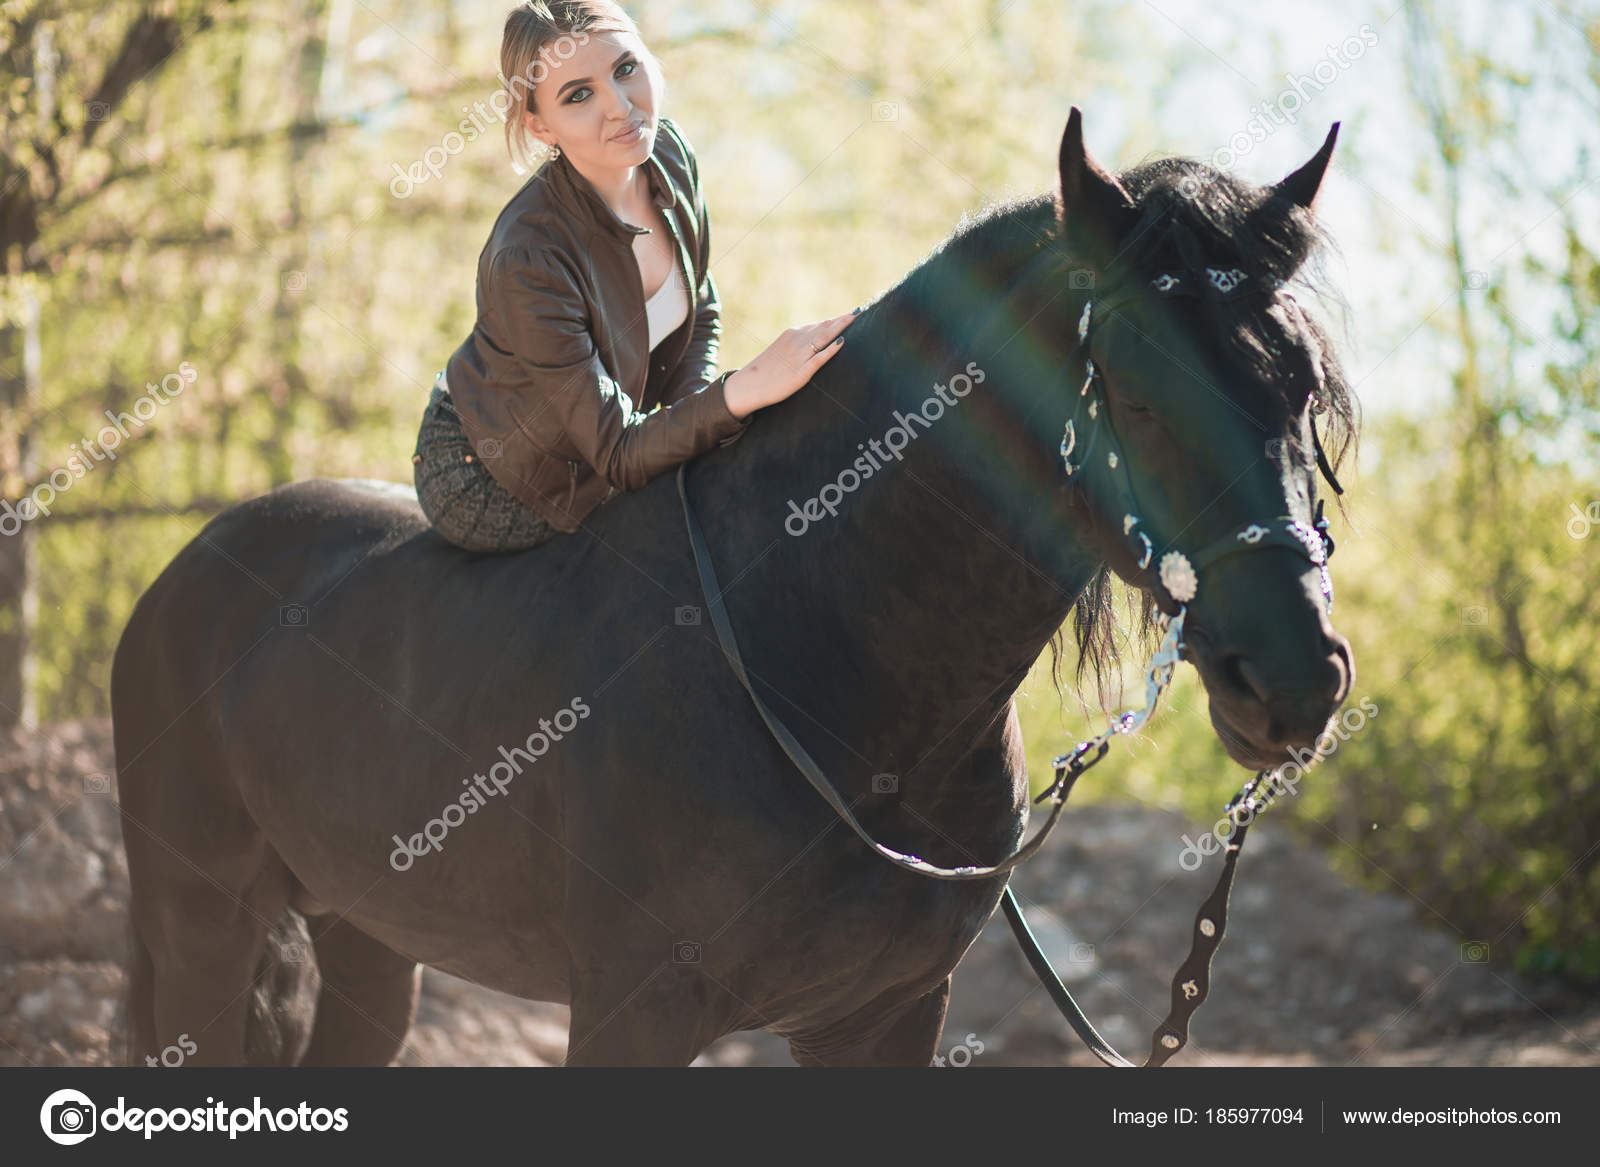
[1274,122,1340,211]
[1057,107,1138,268]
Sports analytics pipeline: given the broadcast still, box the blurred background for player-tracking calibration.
[1,0,1596,1065]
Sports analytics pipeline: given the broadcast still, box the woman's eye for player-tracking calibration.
[566,61,636,103]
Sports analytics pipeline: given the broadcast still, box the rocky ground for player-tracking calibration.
[4,719,1596,1068]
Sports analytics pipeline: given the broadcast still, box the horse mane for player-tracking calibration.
[1059,157,1360,712]
[845,158,1360,715]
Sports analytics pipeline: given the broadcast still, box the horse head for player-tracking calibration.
[1042,108,1358,771]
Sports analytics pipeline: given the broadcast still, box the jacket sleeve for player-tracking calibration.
[484,244,749,500]
[657,128,752,448]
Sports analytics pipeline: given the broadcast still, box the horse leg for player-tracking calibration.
[298,917,421,1066]
[788,977,951,1067]
[119,707,315,1066]
[126,824,310,1066]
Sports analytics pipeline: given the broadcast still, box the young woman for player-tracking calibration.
[413,0,857,552]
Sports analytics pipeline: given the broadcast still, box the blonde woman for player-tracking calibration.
[413,0,857,552]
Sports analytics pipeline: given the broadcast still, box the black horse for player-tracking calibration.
[112,110,1356,1066]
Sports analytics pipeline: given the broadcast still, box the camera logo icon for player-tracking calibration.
[1068,269,1095,291]
[1264,438,1286,460]
[476,438,502,460]
[279,603,308,627]
[40,1088,97,1145]
[674,605,701,626]
[1460,605,1488,628]
[871,773,898,794]
[673,940,702,963]
[278,940,309,963]
[1460,940,1490,963]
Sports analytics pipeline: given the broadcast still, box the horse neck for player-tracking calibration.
[690,246,1101,848]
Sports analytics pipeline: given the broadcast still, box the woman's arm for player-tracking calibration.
[473,243,749,508]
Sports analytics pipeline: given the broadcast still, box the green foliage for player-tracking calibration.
[2,0,1596,985]
[1013,0,1600,986]
[3,0,1141,719]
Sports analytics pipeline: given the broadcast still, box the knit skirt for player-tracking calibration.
[412,370,563,553]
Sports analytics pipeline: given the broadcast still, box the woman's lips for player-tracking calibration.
[612,121,645,144]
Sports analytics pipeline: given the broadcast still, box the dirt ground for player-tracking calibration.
[4,719,1596,1068]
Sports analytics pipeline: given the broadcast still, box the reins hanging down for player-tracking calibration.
[675,271,1341,1067]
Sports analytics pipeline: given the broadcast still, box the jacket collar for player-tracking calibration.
[544,126,677,241]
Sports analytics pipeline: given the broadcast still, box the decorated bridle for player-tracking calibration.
[1058,263,1338,622]
[988,262,1351,1065]
[676,258,1350,1068]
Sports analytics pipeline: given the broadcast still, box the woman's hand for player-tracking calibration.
[722,310,860,419]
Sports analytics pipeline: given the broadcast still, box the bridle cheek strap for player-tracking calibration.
[1063,292,1337,611]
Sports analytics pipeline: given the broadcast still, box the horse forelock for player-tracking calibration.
[1109,158,1359,480]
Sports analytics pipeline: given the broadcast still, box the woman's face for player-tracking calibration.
[524,30,659,173]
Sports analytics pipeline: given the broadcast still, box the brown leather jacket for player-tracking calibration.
[444,116,750,533]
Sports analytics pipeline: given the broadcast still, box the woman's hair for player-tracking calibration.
[500,1,658,172]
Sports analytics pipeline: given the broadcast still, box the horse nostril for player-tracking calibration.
[1221,653,1272,703]
[1326,633,1354,702]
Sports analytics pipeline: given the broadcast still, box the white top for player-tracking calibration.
[645,261,689,352]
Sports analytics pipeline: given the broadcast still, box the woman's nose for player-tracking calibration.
[602,84,632,120]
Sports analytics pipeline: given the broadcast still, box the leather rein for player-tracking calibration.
[676,263,1341,1068]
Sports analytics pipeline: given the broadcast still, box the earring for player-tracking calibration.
[546,141,561,160]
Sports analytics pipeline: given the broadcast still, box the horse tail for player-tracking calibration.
[242,906,319,1066]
